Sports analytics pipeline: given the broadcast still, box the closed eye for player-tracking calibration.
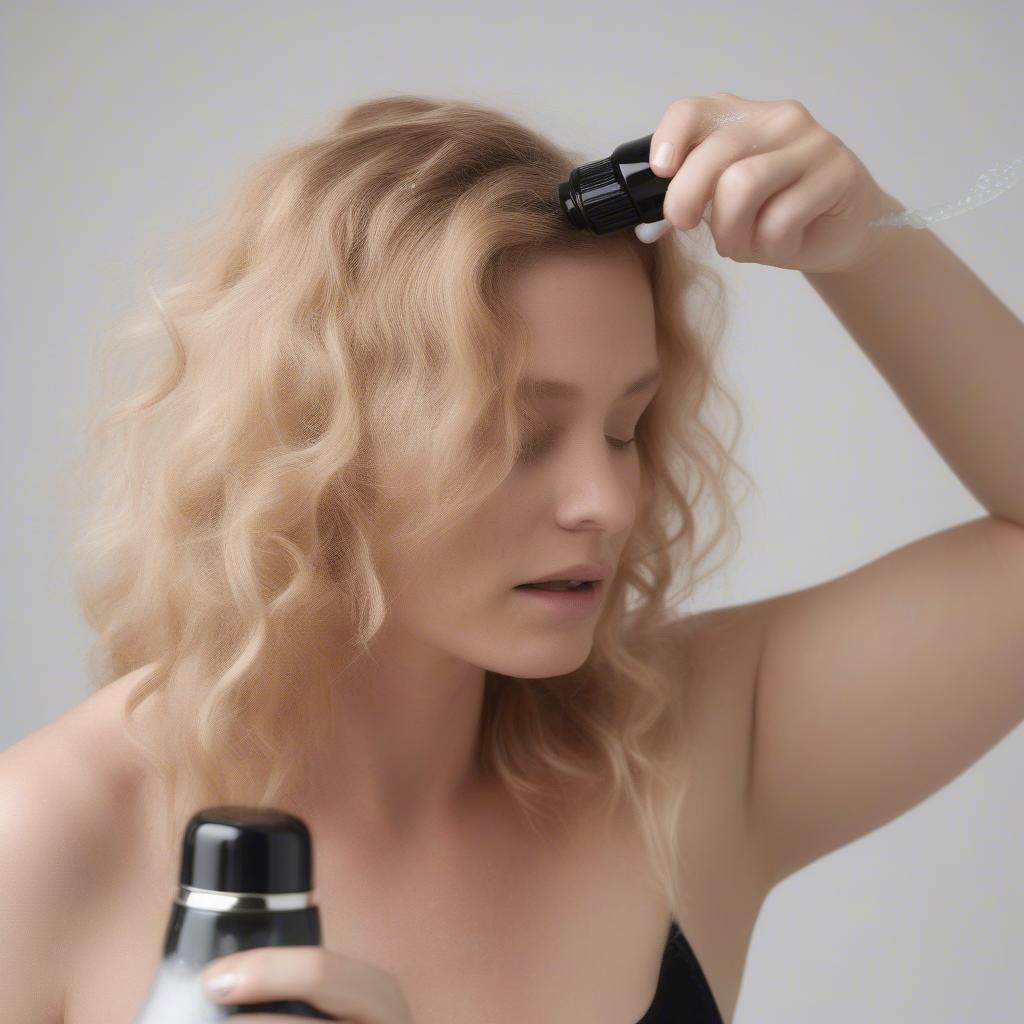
[516,398,653,464]
[517,431,638,462]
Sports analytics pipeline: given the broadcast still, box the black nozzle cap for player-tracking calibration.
[180,805,314,894]
[557,158,638,235]
[556,133,668,235]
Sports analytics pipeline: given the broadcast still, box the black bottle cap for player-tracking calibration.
[179,805,314,894]
[556,133,668,235]
[558,158,638,234]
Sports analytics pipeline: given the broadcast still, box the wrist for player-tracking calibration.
[811,191,911,279]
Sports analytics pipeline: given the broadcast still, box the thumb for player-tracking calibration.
[634,219,672,244]
[635,201,715,243]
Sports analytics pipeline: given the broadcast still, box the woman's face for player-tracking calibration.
[383,244,661,680]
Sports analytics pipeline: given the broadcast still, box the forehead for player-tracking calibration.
[507,245,658,388]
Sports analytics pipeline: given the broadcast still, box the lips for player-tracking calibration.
[517,561,612,586]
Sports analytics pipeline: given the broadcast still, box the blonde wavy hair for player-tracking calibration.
[61,94,752,922]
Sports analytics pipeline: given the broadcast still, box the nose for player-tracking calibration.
[551,439,637,534]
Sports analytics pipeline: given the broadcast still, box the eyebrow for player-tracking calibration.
[519,366,662,401]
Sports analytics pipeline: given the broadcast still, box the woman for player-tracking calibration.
[3,92,1023,1024]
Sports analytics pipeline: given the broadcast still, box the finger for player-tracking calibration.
[202,946,378,1021]
[653,97,819,235]
[751,153,850,262]
[660,125,775,232]
[634,218,672,243]
[647,93,747,178]
[710,132,824,259]
[634,205,713,243]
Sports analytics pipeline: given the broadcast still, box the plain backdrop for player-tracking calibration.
[2,2,1022,1020]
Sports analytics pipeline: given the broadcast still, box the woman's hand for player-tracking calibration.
[637,92,905,274]
[201,944,416,1023]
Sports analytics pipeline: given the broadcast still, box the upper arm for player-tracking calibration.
[745,515,1024,889]
[0,742,109,1022]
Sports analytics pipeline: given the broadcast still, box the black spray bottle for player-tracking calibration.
[556,132,672,235]
[131,806,335,1022]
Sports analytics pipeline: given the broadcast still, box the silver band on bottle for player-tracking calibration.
[175,883,314,912]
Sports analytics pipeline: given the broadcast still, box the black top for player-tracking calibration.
[634,919,723,1023]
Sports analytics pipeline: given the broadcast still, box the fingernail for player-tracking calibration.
[204,971,238,997]
[651,141,675,172]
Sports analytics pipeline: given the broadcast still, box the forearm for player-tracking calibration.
[803,211,1024,526]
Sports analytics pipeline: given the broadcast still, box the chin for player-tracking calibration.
[491,636,594,680]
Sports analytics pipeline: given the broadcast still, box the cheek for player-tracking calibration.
[390,498,529,626]
[401,571,521,667]
[393,545,496,626]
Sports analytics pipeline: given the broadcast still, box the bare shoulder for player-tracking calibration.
[637,599,774,861]
[0,668,159,1019]
[4,665,158,811]
[640,598,770,747]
